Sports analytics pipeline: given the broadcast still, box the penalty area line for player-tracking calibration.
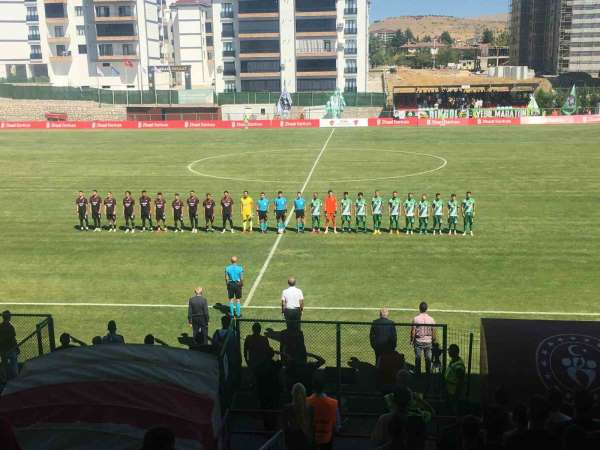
[2,302,600,317]
[242,128,336,308]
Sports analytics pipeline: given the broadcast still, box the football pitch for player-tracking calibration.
[1,125,599,348]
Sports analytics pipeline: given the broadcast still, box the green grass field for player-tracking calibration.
[1,125,599,358]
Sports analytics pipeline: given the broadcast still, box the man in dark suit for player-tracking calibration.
[369,308,397,362]
[188,287,209,344]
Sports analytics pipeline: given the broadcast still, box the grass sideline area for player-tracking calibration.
[1,125,599,359]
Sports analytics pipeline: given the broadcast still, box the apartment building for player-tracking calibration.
[0,0,163,88]
[510,0,600,76]
[204,0,369,93]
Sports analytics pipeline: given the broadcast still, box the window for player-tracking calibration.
[75,6,83,16]
[118,6,132,17]
[345,59,357,74]
[54,26,65,37]
[96,23,135,37]
[45,4,65,19]
[28,26,40,40]
[241,79,281,92]
[296,39,334,53]
[222,23,235,38]
[344,40,357,55]
[207,36,213,46]
[77,25,85,36]
[241,59,280,73]
[30,44,42,59]
[223,61,236,76]
[224,80,236,93]
[296,18,336,33]
[95,6,110,17]
[345,20,357,34]
[297,77,336,91]
[345,0,357,14]
[345,78,357,92]
[238,20,279,34]
[221,3,233,18]
[122,43,135,55]
[296,0,336,12]
[297,58,336,72]
[78,44,87,54]
[205,22,212,33]
[99,43,113,56]
[240,39,279,53]
[223,41,235,57]
[238,0,278,14]
[56,44,67,56]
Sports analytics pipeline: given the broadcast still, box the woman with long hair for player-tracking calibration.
[282,382,315,449]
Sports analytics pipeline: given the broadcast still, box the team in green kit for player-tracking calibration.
[74,189,476,236]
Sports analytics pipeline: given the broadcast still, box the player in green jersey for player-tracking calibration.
[431,193,444,235]
[461,191,475,236]
[310,192,322,233]
[447,193,459,236]
[418,194,430,235]
[403,192,417,235]
[388,191,401,235]
[371,191,383,235]
[340,192,353,232]
[355,192,367,233]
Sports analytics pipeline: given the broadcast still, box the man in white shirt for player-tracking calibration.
[410,301,436,375]
[281,277,304,329]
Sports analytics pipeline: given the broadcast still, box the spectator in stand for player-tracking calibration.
[280,325,307,367]
[384,369,434,422]
[307,372,340,450]
[243,322,272,372]
[282,382,315,450]
[546,389,571,429]
[502,402,528,446]
[566,390,600,432]
[102,320,125,344]
[376,350,405,393]
[255,347,282,431]
[144,334,155,345]
[187,287,209,344]
[372,386,427,450]
[0,310,19,380]
[459,415,485,450]
[91,336,102,345]
[212,315,231,353]
[281,277,304,328]
[410,301,436,375]
[444,344,466,403]
[369,308,397,362]
[505,395,557,450]
[141,426,175,450]
[55,333,76,351]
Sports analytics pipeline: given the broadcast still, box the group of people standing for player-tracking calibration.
[74,189,476,236]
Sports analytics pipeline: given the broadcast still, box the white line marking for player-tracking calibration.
[243,129,336,307]
[2,301,600,317]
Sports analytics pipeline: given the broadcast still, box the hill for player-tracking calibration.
[370,14,508,43]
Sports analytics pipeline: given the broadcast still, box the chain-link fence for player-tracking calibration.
[0,84,179,105]
[1,313,55,383]
[214,92,387,107]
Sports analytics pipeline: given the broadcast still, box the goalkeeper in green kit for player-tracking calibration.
[388,191,401,235]
[310,192,322,233]
[355,192,367,233]
[447,193,459,236]
[371,191,383,235]
[462,191,475,236]
[340,191,353,232]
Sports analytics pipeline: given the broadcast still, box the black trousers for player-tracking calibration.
[192,319,208,344]
[283,308,302,328]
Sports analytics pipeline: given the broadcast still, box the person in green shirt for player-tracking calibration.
[388,191,401,235]
[371,191,383,235]
[418,194,430,235]
[431,193,444,235]
[444,344,466,406]
[403,192,416,235]
[310,192,322,233]
[340,191,353,232]
[461,191,475,236]
[355,192,367,233]
[447,193,459,236]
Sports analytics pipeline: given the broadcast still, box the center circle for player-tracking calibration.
[187,149,447,184]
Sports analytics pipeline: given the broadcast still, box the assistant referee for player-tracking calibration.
[281,277,304,328]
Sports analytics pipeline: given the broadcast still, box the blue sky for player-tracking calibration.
[371,0,508,22]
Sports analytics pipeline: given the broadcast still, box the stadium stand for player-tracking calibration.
[0,98,127,122]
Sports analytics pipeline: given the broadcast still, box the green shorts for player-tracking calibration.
[448,216,457,225]
[342,215,351,222]
[406,216,415,225]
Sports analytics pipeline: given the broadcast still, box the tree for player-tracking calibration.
[482,28,494,44]
[493,30,510,47]
[422,35,432,43]
[405,28,415,42]
[440,31,453,45]
[389,30,407,54]
[437,48,461,67]
[369,34,387,67]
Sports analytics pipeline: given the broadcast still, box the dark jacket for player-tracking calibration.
[188,294,209,326]
[370,317,397,352]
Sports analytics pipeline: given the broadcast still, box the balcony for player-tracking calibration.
[220,11,234,19]
[46,16,68,24]
[222,30,235,38]
[295,10,337,18]
[296,71,337,77]
[344,28,357,35]
[96,34,138,42]
[30,53,42,60]
[49,54,72,63]
[239,52,280,59]
[95,16,136,22]
[240,72,279,79]
[344,8,358,15]
[344,67,357,74]
[97,54,138,61]
[344,47,357,55]
[239,32,279,39]
[223,69,237,76]
[44,0,66,3]
[26,15,39,22]
[296,50,336,58]
[28,34,41,41]
[223,50,236,58]
[47,35,70,44]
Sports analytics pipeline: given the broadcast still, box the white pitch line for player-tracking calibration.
[2,302,600,317]
[243,129,336,307]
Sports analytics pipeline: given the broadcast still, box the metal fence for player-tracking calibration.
[0,83,179,105]
[215,91,387,107]
[1,313,55,383]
